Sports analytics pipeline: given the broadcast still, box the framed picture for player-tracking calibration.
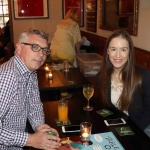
[13,0,49,19]
[99,0,139,36]
[86,0,97,32]
[62,0,84,27]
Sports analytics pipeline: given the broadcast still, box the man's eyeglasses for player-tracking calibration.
[21,42,50,55]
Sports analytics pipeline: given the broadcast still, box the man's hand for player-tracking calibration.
[26,128,61,150]
[36,124,59,137]
[36,124,51,132]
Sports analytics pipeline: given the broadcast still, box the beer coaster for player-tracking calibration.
[96,109,113,117]
[115,126,134,136]
[67,81,76,85]
[61,93,72,100]
[55,119,71,126]
[45,131,57,136]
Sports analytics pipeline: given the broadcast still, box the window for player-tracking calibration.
[0,0,9,28]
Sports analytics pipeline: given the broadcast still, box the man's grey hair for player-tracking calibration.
[18,28,49,42]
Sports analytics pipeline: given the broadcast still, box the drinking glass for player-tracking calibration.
[63,59,69,72]
[83,84,94,111]
[58,100,68,124]
[80,122,92,145]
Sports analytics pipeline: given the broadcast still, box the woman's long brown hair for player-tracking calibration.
[100,30,141,111]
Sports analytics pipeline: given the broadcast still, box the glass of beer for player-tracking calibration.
[58,100,68,124]
[83,84,94,111]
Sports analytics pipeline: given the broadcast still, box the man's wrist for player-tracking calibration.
[25,133,32,147]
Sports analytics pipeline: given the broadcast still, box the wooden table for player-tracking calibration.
[27,90,150,149]
[37,66,90,101]
[37,67,89,91]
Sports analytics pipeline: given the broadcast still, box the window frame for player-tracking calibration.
[0,0,9,28]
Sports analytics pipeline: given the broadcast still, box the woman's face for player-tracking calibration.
[107,36,130,71]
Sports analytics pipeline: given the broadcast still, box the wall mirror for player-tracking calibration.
[99,0,139,36]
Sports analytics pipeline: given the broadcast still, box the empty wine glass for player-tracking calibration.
[83,84,94,111]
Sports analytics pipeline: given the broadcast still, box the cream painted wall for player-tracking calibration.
[12,0,63,44]
[11,0,150,51]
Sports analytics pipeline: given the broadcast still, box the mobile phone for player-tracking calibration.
[62,125,80,133]
[104,118,126,126]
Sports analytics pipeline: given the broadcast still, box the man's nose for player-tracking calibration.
[38,49,44,56]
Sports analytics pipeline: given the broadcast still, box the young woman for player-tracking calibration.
[98,29,150,135]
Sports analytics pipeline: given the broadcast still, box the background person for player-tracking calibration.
[0,28,61,149]
[50,9,82,64]
[0,21,10,58]
[3,20,10,42]
[97,29,150,136]
[0,27,3,37]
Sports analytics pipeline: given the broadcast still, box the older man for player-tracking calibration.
[0,29,61,150]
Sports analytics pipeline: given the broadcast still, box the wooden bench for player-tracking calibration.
[81,31,150,71]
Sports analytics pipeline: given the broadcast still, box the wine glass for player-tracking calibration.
[83,84,94,111]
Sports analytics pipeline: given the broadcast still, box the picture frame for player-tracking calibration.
[99,0,139,36]
[62,0,84,27]
[13,0,49,19]
[86,0,97,32]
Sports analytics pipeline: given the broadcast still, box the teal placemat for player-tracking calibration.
[82,132,125,150]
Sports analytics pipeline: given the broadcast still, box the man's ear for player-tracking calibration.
[16,42,22,55]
